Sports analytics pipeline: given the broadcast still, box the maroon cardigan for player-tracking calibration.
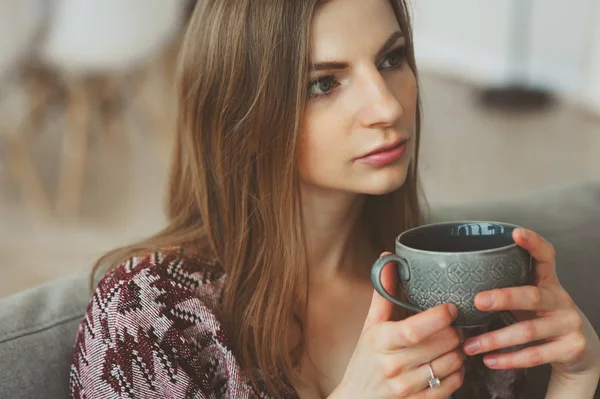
[70,253,527,398]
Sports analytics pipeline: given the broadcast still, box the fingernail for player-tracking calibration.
[455,327,465,343]
[448,304,459,319]
[463,339,480,355]
[520,228,529,241]
[477,293,493,309]
[484,357,497,367]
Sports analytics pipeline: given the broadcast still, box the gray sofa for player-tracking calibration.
[1,182,599,399]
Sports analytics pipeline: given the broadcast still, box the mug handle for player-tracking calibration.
[371,254,422,314]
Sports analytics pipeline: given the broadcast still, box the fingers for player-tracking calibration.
[513,228,558,283]
[385,349,465,398]
[462,311,580,356]
[420,369,464,399]
[364,252,397,330]
[513,228,555,263]
[399,327,462,369]
[479,332,588,369]
[474,285,568,312]
[378,303,459,351]
[411,349,465,391]
[410,366,465,399]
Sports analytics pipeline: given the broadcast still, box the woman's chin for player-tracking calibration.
[301,167,410,196]
[357,172,409,195]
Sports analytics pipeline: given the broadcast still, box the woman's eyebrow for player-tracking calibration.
[310,30,404,72]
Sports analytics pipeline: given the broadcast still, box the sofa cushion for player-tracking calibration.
[0,273,90,399]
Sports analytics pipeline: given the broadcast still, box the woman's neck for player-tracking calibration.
[300,184,376,285]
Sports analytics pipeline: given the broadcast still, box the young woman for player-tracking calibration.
[70,0,600,398]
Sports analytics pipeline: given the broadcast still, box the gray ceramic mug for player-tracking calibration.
[371,221,533,328]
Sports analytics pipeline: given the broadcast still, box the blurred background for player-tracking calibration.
[0,0,598,298]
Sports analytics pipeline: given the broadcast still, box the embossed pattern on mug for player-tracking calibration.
[401,254,529,326]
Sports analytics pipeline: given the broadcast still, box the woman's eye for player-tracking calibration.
[380,45,407,69]
[308,76,339,97]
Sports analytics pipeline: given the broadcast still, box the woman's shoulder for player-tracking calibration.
[94,250,226,314]
[86,250,230,343]
[71,252,253,398]
[95,251,225,303]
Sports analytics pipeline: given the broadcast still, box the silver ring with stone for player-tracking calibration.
[428,363,441,388]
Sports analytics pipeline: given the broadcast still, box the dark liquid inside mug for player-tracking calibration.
[371,221,532,327]
[402,222,514,252]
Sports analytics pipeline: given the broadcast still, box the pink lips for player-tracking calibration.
[356,138,409,166]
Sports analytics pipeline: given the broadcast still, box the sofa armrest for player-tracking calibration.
[0,273,90,399]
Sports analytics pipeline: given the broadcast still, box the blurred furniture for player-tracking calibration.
[40,0,187,217]
[1,0,187,221]
[0,0,52,220]
[1,182,599,398]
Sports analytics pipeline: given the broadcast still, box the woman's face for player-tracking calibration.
[298,0,417,196]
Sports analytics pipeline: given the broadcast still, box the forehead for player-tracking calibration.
[311,0,401,59]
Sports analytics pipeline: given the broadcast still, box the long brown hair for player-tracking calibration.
[93,0,424,395]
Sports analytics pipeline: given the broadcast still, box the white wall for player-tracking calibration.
[527,0,594,93]
[412,0,513,85]
[582,0,600,113]
[411,0,600,112]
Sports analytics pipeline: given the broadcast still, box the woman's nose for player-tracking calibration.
[357,71,403,129]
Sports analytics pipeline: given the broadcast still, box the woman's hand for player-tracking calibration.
[461,228,600,381]
[331,254,465,399]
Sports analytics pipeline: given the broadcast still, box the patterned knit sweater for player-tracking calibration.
[70,252,528,399]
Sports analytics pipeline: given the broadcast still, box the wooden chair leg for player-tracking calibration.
[27,65,56,131]
[0,66,54,222]
[97,76,128,154]
[56,81,90,218]
[6,133,53,220]
[135,50,177,166]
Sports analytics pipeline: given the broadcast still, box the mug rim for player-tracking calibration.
[396,220,523,255]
